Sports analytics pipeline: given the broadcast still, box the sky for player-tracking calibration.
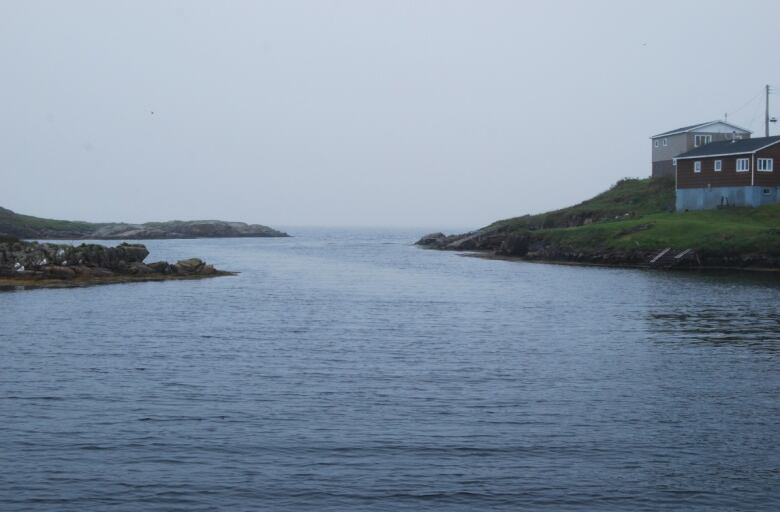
[2,1,780,230]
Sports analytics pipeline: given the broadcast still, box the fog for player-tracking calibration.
[2,1,779,229]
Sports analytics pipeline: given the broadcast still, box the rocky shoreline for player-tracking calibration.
[0,238,234,290]
[415,230,780,271]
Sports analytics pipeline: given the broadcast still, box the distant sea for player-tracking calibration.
[1,228,779,511]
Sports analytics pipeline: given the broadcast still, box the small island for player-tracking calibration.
[0,238,235,290]
[0,206,289,240]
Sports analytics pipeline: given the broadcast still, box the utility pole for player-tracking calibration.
[766,84,770,137]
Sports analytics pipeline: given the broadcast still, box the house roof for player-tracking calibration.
[675,135,780,159]
[651,120,752,139]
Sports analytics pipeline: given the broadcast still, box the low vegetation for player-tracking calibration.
[0,207,97,238]
[536,204,780,257]
[0,206,288,239]
[487,176,675,231]
[419,177,780,268]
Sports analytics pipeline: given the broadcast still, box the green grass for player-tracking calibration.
[476,176,780,257]
[534,204,780,256]
[486,177,675,231]
[0,207,100,237]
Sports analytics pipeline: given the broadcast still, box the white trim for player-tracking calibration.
[736,158,750,173]
[757,158,774,172]
[694,161,702,173]
[714,159,722,172]
[650,120,752,139]
[675,139,780,159]
[677,152,750,160]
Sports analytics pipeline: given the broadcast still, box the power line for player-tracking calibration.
[746,95,765,132]
[726,87,763,118]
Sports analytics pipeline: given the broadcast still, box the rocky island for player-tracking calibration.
[0,237,234,290]
[417,177,780,271]
[0,206,289,240]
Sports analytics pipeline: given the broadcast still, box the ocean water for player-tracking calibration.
[1,228,779,511]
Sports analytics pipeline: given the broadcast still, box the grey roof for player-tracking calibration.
[651,120,751,138]
[675,136,780,159]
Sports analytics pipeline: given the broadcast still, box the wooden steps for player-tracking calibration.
[648,248,695,268]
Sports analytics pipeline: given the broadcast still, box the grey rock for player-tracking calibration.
[42,265,77,279]
[0,240,230,281]
[416,232,448,246]
[175,258,205,273]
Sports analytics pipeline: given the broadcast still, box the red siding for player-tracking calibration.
[754,143,780,187]
[676,154,752,189]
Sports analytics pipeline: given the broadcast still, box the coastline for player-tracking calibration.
[415,179,780,273]
[456,249,780,273]
[0,271,237,291]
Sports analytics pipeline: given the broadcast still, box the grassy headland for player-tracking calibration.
[0,206,288,239]
[417,177,780,269]
[486,176,676,231]
[0,207,98,238]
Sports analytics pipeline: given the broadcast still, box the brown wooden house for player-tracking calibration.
[674,135,780,211]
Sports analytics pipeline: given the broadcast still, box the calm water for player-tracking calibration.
[1,228,779,511]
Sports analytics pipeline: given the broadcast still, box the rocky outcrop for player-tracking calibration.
[0,206,288,240]
[88,220,288,239]
[0,239,231,288]
[415,228,507,252]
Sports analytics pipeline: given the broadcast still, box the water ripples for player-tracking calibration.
[1,229,779,510]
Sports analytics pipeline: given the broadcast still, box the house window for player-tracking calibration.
[694,161,702,173]
[694,134,712,147]
[763,188,772,195]
[736,158,750,172]
[654,140,659,148]
[757,158,773,172]
[714,160,722,172]
[662,138,668,147]
[672,158,677,167]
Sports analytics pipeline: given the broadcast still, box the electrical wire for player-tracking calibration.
[746,96,765,132]
[726,88,763,118]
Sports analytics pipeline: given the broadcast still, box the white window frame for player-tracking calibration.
[694,161,702,173]
[654,140,659,148]
[757,158,774,172]
[736,158,750,172]
[662,138,668,147]
[714,160,722,172]
[694,134,712,148]
[672,158,678,167]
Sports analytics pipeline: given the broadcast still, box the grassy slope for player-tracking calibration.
[540,206,780,255]
[487,177,676,231]
[484,177,780,255]
[0,207,99,237]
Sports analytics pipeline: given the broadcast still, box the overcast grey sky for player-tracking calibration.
[2,1,779,229]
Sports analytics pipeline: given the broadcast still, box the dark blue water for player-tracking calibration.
[1,228,779,511]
